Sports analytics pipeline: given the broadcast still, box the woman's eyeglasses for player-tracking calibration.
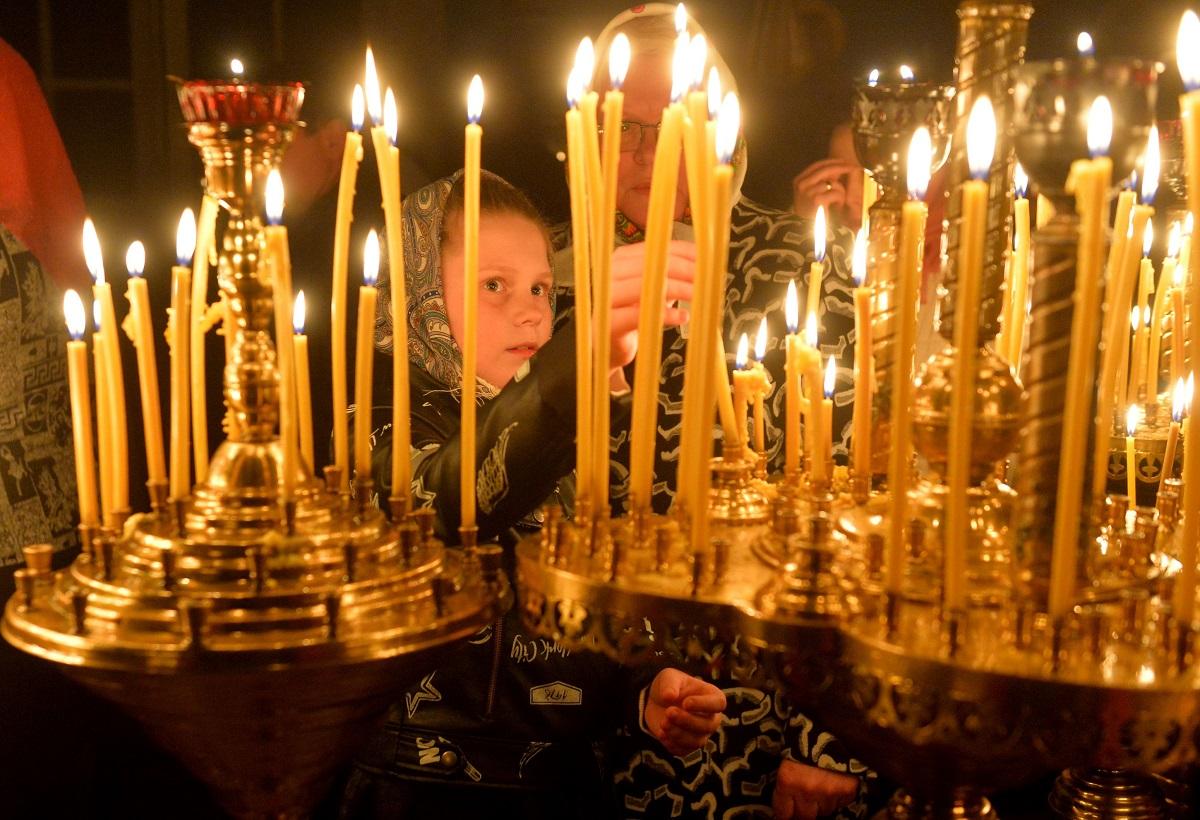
[598,120,662,153]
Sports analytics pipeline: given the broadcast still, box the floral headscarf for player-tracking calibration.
[374,172,556,393]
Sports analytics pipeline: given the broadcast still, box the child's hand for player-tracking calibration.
[643,668,726,756]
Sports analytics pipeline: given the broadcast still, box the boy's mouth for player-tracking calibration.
[506,343,540,359]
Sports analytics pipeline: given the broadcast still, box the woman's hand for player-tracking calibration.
[608,240,696,372]
[772,760,859,820]
[643,668,726,756]
[792,158,862,225]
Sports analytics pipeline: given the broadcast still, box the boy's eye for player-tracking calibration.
[483,278,504,293]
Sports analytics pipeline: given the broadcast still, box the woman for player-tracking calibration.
[554,7,880,819]
[341,171,724,819]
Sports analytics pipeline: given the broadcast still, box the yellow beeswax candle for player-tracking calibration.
[355,231,379,488]
[851,228,872,484]
[264,171,298,500]
[1006,164,1031,366]
[785,281,802,474]
[64,291,99,527]
[293,292,313,472]
[806,205,827,322]
[822,354,836,473]
[1161,379,1186,494]
[122,241,166,487]
[189,193,218,483]
[168,210,195,500]
[1149,224,1180,396]
[92,304,113,523]
[460,75,484,530]
[381,88,412,505]
[1126,405,1140,510]
[732,333,752,449]
[565,64,594,506]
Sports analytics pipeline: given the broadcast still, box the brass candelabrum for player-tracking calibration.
[2,77,502,819]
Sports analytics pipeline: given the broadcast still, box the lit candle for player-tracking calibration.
[1150,221,1180,396]
[92,300,113,523]
[802,315,825,484]
[1173,240,1187,387]
[752,318,768,453]
[576,38,605,285]
[1161,378,1186,494]
[822,354,836,473]
[1176,9,1200,622]
[944,96,996,614]
[264,170,298,500]
[851,228,872,485]
[123,240,166,488]
[355,230,380,489]
[84,218,129,517]
[709,92,739,451]
[806,205,827,323]
[628,40,686,511]
[63,290,99,528]
[886,127,931,594]
[682,33,711,252]
[1006,162,1031,367]
[1093,126,1155,502]
[382,87,412,507]
[784,280,802,475]
[1077,31,1095,57]
[592,33,630,511]
[190,194,218,482]
[566,59,594,507]
[169,210,196,500]
[733,333,752,448]
[364,48,390,197]
[460,75,484,530]
[1042,112,1112,604]
[1128,304,1144,408]
[332,84,366,493]
[1126,405,1140,510]
[293,292,313,473]
[1131,221,1155,404]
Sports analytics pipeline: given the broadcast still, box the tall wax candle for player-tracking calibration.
[83,219,129,514]
[1161,379,1185,494]
[628,42,686,512]
[1149,223,1180,396]
[331,85,366,493]
[1176,9,1200,622]
[565,65,594,506]
[944,96,996,614]
[168,210,195,500]
[123,241,166,487]
[92,302,113,523]
[822,355,836,473]
[382,88,412,505]
[886,128,931,594]
[802,316,825,484]
[1006,163,1031,367]
[355,231,380,487]
[1126,405,1140,510]
[752,318,768,454]
[1174,257,1187,387]
[293,292,314,472]
[460,76,484,531]
[591,33,629,511]
[732,334,752,449]
[576,41,602,509]
[851,228,872,483]
[64,291,99,528]
[189,194,218,483]
[264,171,298,500]
[1048,139,1110,620]
[806,206,827,322]
[1131,224,1154,403]
[784,281,802,474]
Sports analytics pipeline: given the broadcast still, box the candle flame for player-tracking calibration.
[384,87,398,145]
[351,84,365,132]
[1144,218,1154,257]
[610,33,631,89]
[82,218,104,284]
[1014,161,1029,198]
[687,34,707,91]
[365,47,383,125]
[1126,404,1140,437]
[735,332,749,369]
[907,126,932,200]
[804,313,818,348]
[1179,10,1200,91]
[824,355,836,398]
[230,58,244,76]
[852,228,867,286]
[1175,377,1187,422]
[266,169,285,226]
[467,74,484,123]
[899,64,914,81]
[754,317,767,361]
[1141,124,1160,205]
[1169,222,1182,259]
[867,68,879,87]
[63,289,85,340]
[1076,31,1094,56]
[125,240,145,278]
[566,65,583,109]
[785,280,799,334]
[674,3,687,35]
[293,290,306,335]
[715,92,739,164]
[1130,305,1140,331]
[364,228,380,287]
[670,33,688,103]
[814,205,827,262]
[1087,95,1113,158]
[707,67,721,118]
[1187,212,1195,236]
[966,95,996,180]
[176,207,196,266]
[574,37,596,95]
[93,298,102,332]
